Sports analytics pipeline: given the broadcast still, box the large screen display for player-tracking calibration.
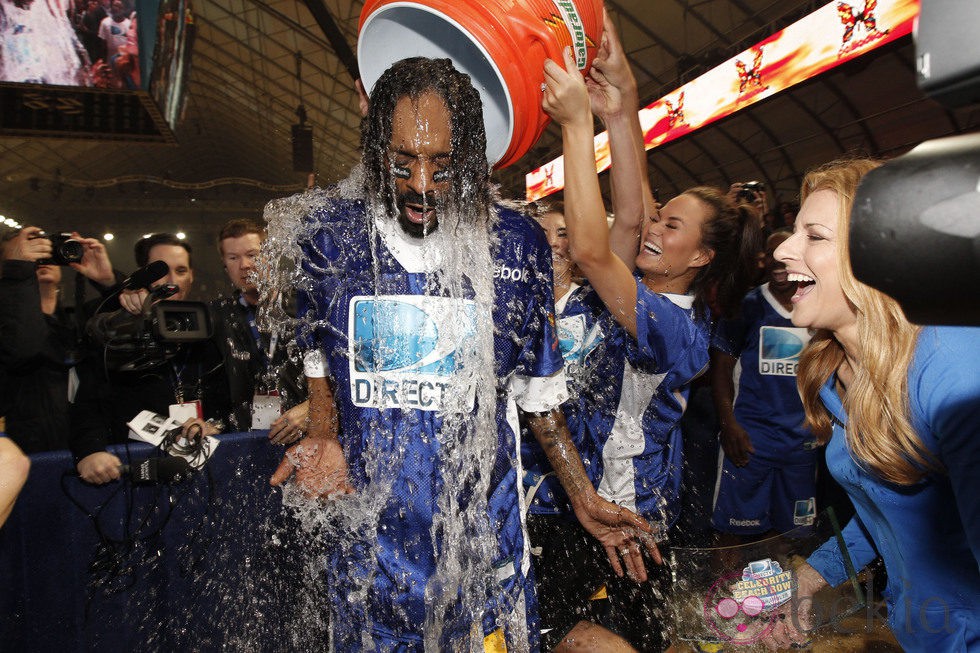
[0,0,193,140]
[1,0,142,89]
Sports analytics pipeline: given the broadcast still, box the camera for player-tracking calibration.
[154,301,211,342]
[90,300,213,372]
[737,181,765,202]
[30,231,84,266]
[850,131,980,326]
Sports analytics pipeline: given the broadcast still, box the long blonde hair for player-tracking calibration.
[796,158,934,485]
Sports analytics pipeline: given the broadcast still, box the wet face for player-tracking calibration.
[220,232,263,295]
[537,211,571,277]
[635,193,713,283]
[774,189,856,334]
[388,92,452,239]
[765,232,791,291]
[147,243,193,301]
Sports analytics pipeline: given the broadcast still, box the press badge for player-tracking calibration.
[251,393,282,430]
[169,400,203,422]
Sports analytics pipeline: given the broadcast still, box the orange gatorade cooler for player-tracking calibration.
[357,0,603,169]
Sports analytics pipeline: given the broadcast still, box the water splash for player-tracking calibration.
[259,174,517,650]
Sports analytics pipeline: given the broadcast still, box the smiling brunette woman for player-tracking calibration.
[538,41,761,651]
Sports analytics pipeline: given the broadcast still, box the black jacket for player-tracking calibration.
[0,260,76,452]
[68,330,230,462]
[209,291,306,430]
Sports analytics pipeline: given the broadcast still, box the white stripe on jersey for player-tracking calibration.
[597,362,666,512]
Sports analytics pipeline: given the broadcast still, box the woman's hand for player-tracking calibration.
[543,46,593,129]
[180,417,220,440]
[4,227,52,263]
[720,421,755,467]
[270,437,354,499]
[76,451,123,485]
[587,8,637,121]
[760,562,828,650]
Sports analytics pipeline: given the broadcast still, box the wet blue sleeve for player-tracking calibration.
[514,226,564,379]
[634,280,709,376]
[807,514,879,587]
[911,326,980,565]
[296,208,343,355]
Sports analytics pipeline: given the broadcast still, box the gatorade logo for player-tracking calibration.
[552,0,588,68]
[494,263,532,283]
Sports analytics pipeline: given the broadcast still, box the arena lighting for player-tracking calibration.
[142,234,152,239]
[176,232,186,240]
[526,0,920,200]
[103,233,114,241]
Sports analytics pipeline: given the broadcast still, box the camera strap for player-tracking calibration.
[169,351,202,406]
[73,271,87,347]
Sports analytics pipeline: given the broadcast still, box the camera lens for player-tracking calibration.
[58,238,84,264]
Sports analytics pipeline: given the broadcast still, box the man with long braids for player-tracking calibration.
[267,57,653,651]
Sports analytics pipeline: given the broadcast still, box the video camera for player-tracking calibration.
[850,132,980,326]
[29,231,84,266]
[90,295,214,372]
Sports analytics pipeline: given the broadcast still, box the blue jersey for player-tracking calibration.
[712,284,815,459]
[808,327,980,651]
[523,284,624,516]
[595,279,710,527]
[298,199,565,648]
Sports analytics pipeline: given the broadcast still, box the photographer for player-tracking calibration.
[0,226,116,453]
[70,233,229,484]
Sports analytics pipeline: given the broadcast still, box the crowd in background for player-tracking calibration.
[0,218,308,484]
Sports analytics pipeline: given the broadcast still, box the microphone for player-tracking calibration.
[92,260,172,316]
[120,456,193,484]
[120,259,170,291]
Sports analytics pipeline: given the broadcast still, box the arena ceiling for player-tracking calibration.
[2,0,979,240]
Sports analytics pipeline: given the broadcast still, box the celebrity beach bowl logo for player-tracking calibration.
[703,558,795,644]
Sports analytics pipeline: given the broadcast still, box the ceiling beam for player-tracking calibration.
[300,0,359,82]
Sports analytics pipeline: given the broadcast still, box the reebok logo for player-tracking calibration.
[729,518,761,527]
[494,264,531,283]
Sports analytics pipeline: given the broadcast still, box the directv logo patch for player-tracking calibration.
[558,314,602,377]
[758,326,811,376]
[793,498,816,526]
[348,295,477,411]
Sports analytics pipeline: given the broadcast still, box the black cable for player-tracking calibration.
[59,446,202,609]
